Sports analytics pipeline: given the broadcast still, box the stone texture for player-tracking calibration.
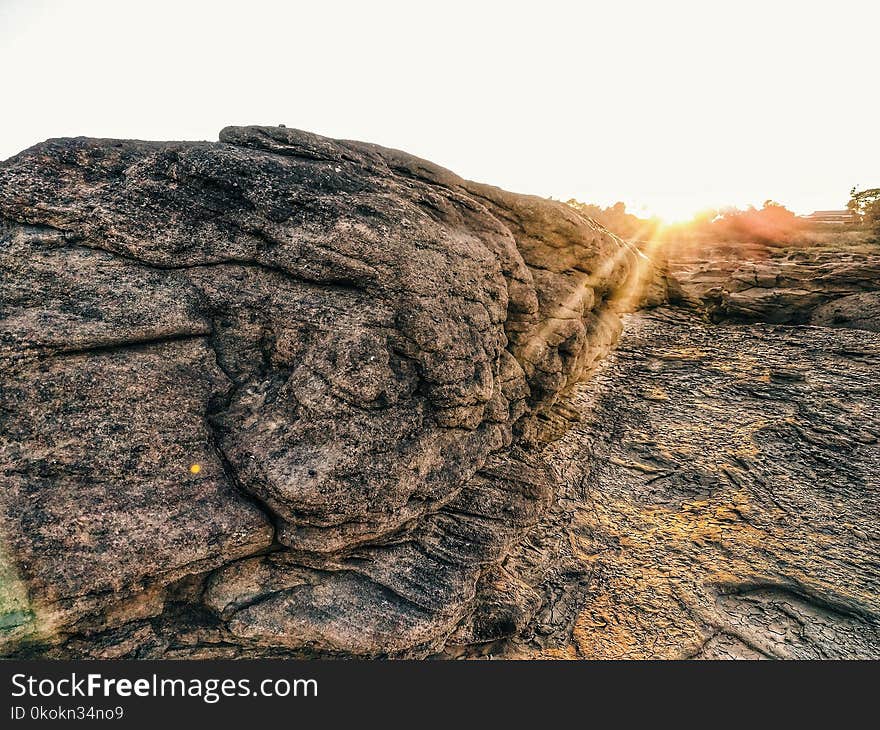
[489,309,880,659]
[5,126,875,661]
[0,126,640,657]
[666,242,880,328]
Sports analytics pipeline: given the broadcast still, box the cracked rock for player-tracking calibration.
[0,126,641,657]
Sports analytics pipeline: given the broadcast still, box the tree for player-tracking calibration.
[566,199,659,241]
[711,201,801,245]
[847,187,880,234]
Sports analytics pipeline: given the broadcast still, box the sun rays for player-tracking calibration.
[515,213,669,426]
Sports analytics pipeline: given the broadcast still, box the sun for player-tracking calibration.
[640,195,714,225]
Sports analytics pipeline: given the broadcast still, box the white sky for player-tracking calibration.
[1,0,877,220]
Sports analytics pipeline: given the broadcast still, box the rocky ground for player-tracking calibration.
[500,308,880,659]
[1,126,877,659]
[666,239,880,330]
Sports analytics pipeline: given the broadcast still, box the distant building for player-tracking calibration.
[801,209,857,225]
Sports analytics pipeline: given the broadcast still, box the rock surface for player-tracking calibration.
[2,127,876,660]
[666,242,880,329]
[0,127,642,657]
[493,309,880,659]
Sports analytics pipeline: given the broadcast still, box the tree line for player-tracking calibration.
[567,187,880,245]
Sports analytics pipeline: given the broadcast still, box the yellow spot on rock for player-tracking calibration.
[189,463,202,475]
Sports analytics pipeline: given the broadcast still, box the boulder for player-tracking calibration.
[0,126,641,656]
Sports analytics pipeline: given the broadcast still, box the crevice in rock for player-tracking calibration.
[66,240,369,294]
[201,319,284,550]
[50,331,211,358]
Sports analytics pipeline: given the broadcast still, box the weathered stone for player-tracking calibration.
[0,126,639,657]
[488,309,880,659]
[811,290,880,331]
[665,241,880,327]
[7,126,872,661]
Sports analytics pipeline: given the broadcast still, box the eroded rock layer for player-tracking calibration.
[0,127,642,657]
[665,241,880,329]
[493,309,880,659]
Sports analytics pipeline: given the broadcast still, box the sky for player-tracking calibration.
[1,0,877,221]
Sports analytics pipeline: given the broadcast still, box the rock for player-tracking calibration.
[811,291,880,331]
[665,242,880,328]
[8,126,873,661]
[0,126,642,657]
[491,309,880,659]
[0,336,273,645]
